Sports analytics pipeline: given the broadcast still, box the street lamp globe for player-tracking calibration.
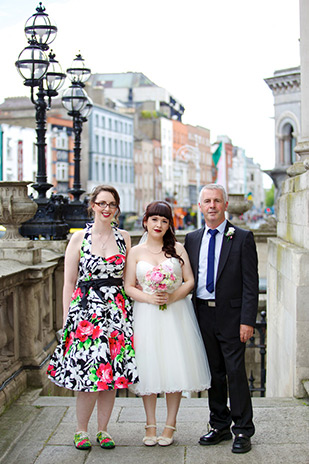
[24,2,57,50]
[67,53,91,85]
[15,39,49,87]
[80,96,93,120]
[44,51,66,97]
[62,84,88,113]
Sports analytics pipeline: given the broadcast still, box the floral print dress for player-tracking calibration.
[47,224,139,392]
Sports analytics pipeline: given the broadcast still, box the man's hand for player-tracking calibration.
[240,324,254,343]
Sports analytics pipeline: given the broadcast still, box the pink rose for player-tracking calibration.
[96,363,113,383]
[92,326,103,339]
[97,381,109,390]
[151,271,164,283]
[115,377,129,389]
[109,338,121,359]
[76,320,94,341]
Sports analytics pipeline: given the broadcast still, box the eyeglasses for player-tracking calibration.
[94,201,118,210]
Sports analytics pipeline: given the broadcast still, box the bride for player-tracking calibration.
[124,201,211,447]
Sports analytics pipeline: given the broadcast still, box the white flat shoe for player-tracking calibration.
[143,424,157,446]
[158,425,176,447]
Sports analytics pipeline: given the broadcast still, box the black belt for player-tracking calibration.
[196,298,216,307]
[78,277,123,310]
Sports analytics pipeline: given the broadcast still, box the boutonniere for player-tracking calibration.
[225,227,235,241]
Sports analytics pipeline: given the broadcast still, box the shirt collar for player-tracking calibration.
[205,219,227,235]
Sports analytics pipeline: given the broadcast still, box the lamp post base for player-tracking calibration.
[63,199,90,231]
[20,195,69,240]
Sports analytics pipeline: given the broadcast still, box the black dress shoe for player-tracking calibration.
[199,428,232,446]
[232,434,251,453]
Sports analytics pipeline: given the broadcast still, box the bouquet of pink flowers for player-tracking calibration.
[144,263,179,310]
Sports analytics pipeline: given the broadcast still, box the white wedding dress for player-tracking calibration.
[130,257,211,396]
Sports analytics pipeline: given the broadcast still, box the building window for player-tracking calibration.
[94,161,99,181]
[108,138,112,154]
[95,135,99,152]
[56,162,68,181]
[95,114,99,127]
[115,140,118,155]
[102,116,105,128]
[102,136,105,153]
[6,138,13,160]
[114,162,118,181]
[115,120,118,132]
[109,118,112,130]
[102,161,105,181]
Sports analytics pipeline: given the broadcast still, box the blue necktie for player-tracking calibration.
[206,229,218,293]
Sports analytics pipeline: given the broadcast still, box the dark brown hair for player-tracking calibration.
[143,201,184,264]
[88,185,121,223]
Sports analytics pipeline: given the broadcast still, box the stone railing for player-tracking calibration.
[0,227,276,414]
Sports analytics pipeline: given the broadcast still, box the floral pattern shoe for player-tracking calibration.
[96,431,115,449]
[74,431,92,450]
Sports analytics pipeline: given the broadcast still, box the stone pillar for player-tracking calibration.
[288,0,309,176]
[267,0,309,398]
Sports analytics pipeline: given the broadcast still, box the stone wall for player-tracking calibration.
[267,171,309,397]
[0,246,65,414]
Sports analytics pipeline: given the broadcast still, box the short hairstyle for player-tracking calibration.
[199,184,228,204]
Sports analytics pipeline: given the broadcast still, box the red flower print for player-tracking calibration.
[106,255,125,265]
[130,335,134,350]
[47,364,56,377]
[110,330,119,338]
[76,320,94,341]
[72,287,83,300]
[96,362,113,383]
[92,326,103,339]
[118,333,125,346]
[115,294,125,310]
[97,381,109,390]
[64,332,75,355]
[115,377,129,389]
[115,294,127,319]
[91,313,97,319]
[109,338,122,360]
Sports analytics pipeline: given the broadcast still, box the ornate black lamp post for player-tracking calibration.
[15,3,69,239]
[62,54,93,229]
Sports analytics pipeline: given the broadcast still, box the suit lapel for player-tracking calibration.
[216,221,234,283]
[191,228,205,280]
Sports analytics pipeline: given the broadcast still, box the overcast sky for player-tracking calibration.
[0,0,300,186]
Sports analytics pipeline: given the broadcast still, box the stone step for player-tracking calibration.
[0,393,308,464]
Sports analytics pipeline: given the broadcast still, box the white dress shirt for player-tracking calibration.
[196,219,227,299]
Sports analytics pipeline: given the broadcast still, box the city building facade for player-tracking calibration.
[87,104,135,212]
[264,67,301,196]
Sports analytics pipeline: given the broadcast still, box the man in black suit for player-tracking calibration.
[184,184,258,454]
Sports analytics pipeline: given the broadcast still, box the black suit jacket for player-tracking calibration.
[184,220,259,338]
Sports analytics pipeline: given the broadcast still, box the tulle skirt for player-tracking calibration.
[130,296,211,396]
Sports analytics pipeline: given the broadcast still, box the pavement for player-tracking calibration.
[0,390,308,464]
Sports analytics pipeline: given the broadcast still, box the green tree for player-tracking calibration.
[265,184,275,207]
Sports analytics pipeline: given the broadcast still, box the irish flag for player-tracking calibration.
[212,141,227,189]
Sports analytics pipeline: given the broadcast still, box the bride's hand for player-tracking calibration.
[148,292,168,306]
